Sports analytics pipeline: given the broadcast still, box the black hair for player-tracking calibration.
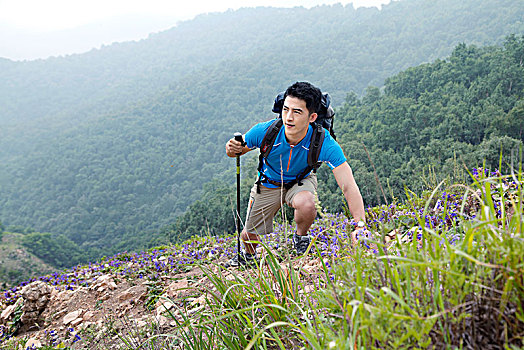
[283,81,322,115]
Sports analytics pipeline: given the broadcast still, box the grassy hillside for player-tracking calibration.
[0,168,522,349]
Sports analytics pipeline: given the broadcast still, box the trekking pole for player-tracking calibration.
[234,132,244,264]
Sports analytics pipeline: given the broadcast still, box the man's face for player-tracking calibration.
[282,96,317,143]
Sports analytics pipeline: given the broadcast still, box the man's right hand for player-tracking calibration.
[226,138,248,157]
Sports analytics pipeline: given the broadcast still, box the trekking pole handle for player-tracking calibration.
[234,132,244,155]
[234,132,243,142]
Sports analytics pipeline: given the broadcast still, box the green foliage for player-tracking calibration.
[152,244,316,349]
[21,232,88,268]
[5,225,33,234]
[310,171,523,349]
[333,35,524,207]
[162,180,239,243]
[162,156,259,243]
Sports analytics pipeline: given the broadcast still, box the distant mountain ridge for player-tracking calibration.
[1,1,521,125]
[0,0,522,259]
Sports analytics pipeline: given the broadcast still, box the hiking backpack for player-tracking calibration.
[255,92,336,192]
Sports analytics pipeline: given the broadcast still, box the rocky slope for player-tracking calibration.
[0,230,332,349]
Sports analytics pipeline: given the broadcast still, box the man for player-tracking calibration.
[225,81,366,267]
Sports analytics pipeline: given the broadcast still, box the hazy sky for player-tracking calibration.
[0,0,390,61]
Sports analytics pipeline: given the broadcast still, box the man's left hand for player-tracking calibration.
[350,227,370,246]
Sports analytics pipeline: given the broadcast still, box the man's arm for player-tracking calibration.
[332,162,366,223]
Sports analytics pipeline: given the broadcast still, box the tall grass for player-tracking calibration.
[151,169,523,349]
[304,169,522,349]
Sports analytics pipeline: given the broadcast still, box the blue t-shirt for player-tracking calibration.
[245,120,347,188]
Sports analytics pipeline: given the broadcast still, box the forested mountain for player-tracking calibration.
[0,0,522,262]
[323,36,524,209]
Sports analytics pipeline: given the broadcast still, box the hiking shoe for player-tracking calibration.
[224,251,258,268]
[293,234,311,256]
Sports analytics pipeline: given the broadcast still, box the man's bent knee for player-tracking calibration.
[292,191,317,215]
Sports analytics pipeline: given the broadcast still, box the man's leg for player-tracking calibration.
[286,175,318,255]
[241,230,260,254]
[224,184,281,267]
[242,183,282,252]
[225,228,259,267]
[292,191,317,236]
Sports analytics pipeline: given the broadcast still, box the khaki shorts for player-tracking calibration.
[244,174,318,235]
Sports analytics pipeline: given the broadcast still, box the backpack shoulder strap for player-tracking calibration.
[307,123,325,168]
[260,118,283,158]
[293,124,325,187]
[256,118,283,193]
